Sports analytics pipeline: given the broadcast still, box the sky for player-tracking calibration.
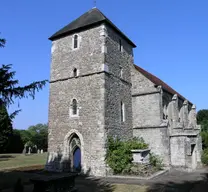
[1,0,208,130]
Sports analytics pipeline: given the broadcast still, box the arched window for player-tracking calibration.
[72,99,78,115]
[119,39,123,52]
[73,68,77,77]
[73,35,78,49]
[121,101,125,122]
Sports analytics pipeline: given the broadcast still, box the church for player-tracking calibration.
[46,8,202,176]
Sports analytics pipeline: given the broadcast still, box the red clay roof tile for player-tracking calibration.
[134,64,188,102]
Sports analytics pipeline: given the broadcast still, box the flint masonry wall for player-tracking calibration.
[48,25,107,176]
[104,25,134,140]
[131,67,170,165]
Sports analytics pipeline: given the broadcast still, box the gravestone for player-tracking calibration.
[28,147,31,155]
[41,149,43,154]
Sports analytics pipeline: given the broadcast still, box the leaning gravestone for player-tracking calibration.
[22,144,27,155]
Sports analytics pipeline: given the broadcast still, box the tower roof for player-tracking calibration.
[49,8,136,47]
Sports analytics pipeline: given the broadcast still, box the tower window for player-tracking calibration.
[119,39,123,52]
[73,68,77,77]
[73,34,78,49]
[72,99,78,115]
[121,101,125,122]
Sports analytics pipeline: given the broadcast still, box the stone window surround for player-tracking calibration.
[121,101,125,122]
[73,68,79,77]
[119,39,123,52]
[69,98,80,118]
[72,34,81,50]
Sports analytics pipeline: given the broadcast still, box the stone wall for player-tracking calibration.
[48,25,107,176]
[50,26,105,81]
[133,127,170,165]
[104,25,134,140]
[47,23,135,176]
[131,66,162,128]
[170,136,186,167]
[132,93,162,128]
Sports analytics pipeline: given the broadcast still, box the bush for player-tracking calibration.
[149,153,163,170]
[201,131,208,149]
[106,136,148,174]
[201,148,208,165]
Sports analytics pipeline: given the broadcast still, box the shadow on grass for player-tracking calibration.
[0,155,15,161]
[147,173,208,192]
[0,155,115,192]
[0,169,115,192]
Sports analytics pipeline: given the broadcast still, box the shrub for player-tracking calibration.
[127,137,149,150]
[106,136,148,174]
[201,148,208,165]
[201,131,208,149]
[149,153,163,170]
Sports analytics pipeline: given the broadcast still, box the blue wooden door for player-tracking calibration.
[73,147,81,171]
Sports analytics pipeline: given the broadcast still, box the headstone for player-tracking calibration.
[41,149,43,154]
[28,147,31,155]
[22,148,26,155]
[37,149,40,154]
[23,143,27,154]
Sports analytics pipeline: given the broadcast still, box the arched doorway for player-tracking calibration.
[69,134,81,172]
[73,147,81,171]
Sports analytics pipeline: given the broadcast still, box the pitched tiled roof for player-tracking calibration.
[49,8,136,47]
[134,64,189,102]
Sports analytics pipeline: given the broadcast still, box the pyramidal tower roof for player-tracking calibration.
[49,8,136,47]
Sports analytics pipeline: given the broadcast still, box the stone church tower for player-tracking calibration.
[46,7,202,176]
[46,8,136,176]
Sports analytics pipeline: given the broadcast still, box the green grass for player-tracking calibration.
[114,184,147,192]
[0,153,47,170]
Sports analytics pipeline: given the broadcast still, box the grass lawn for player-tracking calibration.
[114,184,147,192]
[0,153,47,170]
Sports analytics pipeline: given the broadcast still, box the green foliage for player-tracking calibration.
[106,137,148,174]
[27,124,48,151]
[127,137,149,150]
[17,124,48,151]
[0,103,12,153]
[200,120,208,132]
[0,37,6,47]
[149,153,163,170]
[197,109,208,124]
[197,110,208,151]
[6,130,24,153]
[201,131,208,149]
[201,148,208,165]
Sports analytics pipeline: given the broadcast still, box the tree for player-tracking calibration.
[6,129,24,153]
[27,123,48,151]
[197,109,208,150]
[0,102,12,153]
[197,109,208,125]
[0,35,48,152]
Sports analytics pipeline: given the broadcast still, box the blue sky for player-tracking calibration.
[1,0,208,129]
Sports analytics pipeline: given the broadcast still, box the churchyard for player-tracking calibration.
[0,153,208,192]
